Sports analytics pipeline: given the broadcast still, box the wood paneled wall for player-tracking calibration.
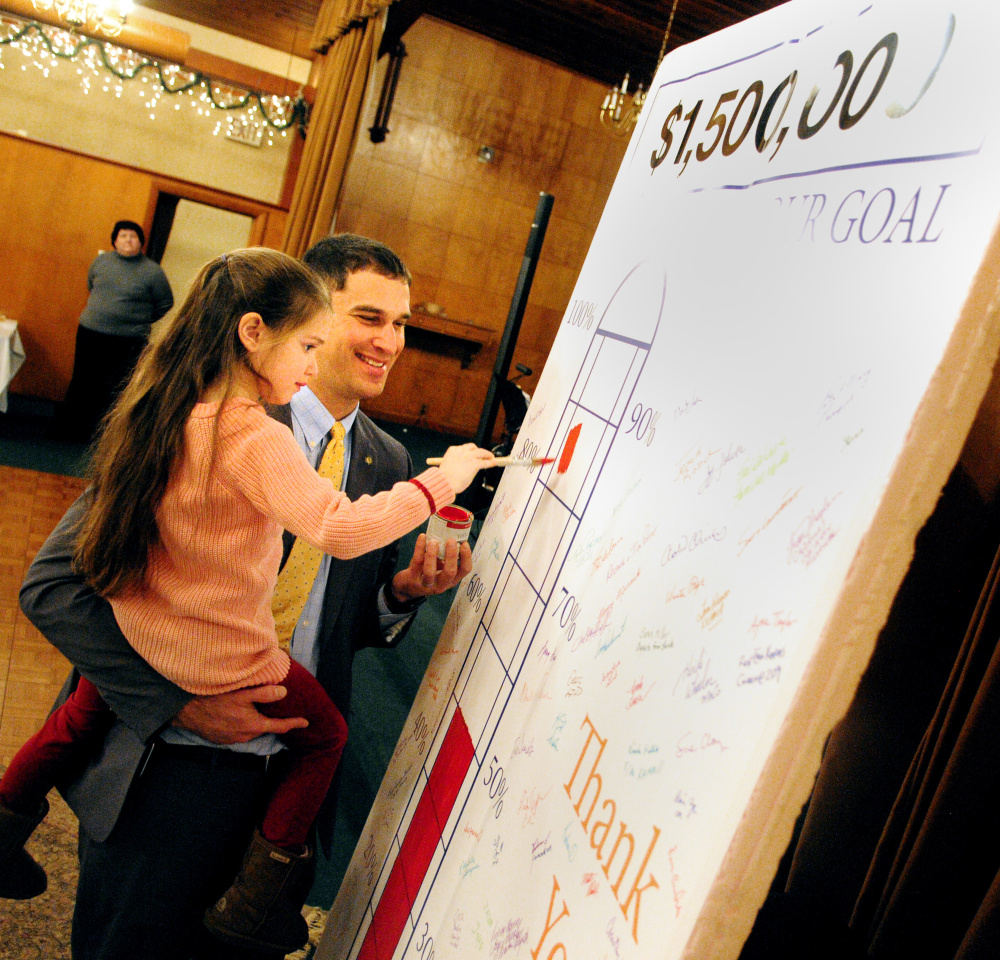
[4,19,625,426]
[338,16,627,436]
[0,132,288,402]
[0,134,149,401]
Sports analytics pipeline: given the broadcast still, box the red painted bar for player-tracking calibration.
[357,707,476,960]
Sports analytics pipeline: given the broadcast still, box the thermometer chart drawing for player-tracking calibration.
[335,263,665,960]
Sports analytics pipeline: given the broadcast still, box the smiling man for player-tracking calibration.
[305,242,408,418]
[20,235,473,959]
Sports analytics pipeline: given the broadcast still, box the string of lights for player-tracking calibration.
[0,15,308,144]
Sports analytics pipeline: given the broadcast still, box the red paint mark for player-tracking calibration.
[435,505,474,531]
[358,707,475,960]
[558,424,582,474]
[536,457,555,466]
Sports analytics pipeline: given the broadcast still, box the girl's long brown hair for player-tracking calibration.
[74,247,330,596]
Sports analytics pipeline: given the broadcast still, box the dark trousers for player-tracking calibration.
[72,741,290,960]
[61,325,146,442]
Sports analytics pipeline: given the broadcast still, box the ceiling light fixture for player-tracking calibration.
[30,0,132,38]
[600,0,680,137]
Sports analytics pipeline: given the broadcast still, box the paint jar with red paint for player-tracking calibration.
[426,505,474,558]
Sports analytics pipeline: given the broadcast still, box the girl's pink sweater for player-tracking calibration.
[110,398,453,695]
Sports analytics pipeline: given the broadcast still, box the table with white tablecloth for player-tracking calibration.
[0,317,26,413]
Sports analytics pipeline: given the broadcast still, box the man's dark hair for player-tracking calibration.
[303,233,411,291]
[111,220,145,247]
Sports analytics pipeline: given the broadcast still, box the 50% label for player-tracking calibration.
[483,755,508,818]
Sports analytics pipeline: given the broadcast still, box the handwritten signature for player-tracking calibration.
[674,790,697,819]
[674,392,702,420]
[673,649,721,703]
[696,589,729,631]
[510,734,535,760]
[669,846,685,918]
[661,528,727,565]
[626,676,657,710]
[748,611,796,641]
[676,731,728,758]
[548,713,567,750]
[735,440,789,502]
[788,493,841,568]
[531,833,552,863]
[518,786,551,827]
[698,443,746,495]
[818,369,870,423]
[665,575,705,605]
[737,487,802,557]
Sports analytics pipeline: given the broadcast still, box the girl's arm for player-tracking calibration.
[227,414,456,560]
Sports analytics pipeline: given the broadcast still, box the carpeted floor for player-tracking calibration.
[0,785,78,958]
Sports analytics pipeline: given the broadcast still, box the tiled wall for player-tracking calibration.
[336,16,628,434]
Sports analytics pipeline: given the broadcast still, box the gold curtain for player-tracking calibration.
[281,0,393,258]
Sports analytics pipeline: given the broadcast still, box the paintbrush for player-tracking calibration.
[426,456,554,468]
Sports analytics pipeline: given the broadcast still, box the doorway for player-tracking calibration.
[155,198,254,310]
[142,177,288,334]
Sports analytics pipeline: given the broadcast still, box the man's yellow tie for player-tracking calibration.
[272,421,346,651]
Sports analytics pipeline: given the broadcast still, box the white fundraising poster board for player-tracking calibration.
[323,2,1000,959]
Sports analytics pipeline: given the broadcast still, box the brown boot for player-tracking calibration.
[203,828,310,953]
[0,797,48,899]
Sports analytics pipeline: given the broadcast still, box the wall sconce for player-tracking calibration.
[369,39,406,144]
[477,145,495,163]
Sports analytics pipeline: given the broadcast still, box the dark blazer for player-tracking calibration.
[18,406,415,845]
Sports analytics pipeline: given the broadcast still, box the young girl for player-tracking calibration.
[0,249,492,952]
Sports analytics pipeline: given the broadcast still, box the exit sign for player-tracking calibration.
[226,121,264,148]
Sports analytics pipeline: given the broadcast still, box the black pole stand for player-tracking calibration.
[473,191,554,449]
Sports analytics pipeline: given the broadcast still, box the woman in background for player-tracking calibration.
[62,219,173,441]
